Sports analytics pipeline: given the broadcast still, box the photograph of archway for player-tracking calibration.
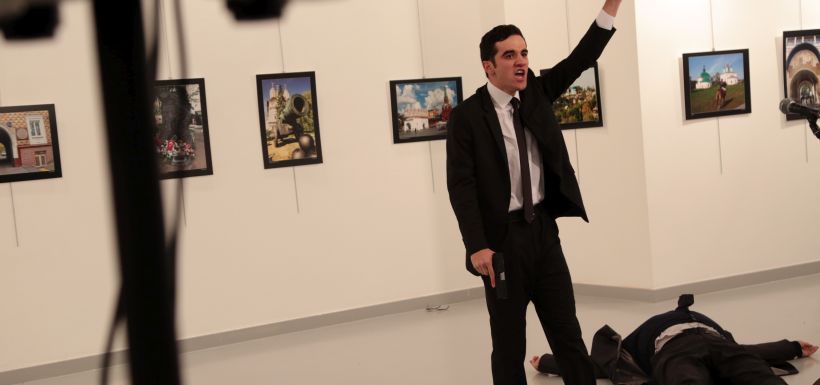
[0,104,62,184]
[682,49,751,120]
[783,29,820,121]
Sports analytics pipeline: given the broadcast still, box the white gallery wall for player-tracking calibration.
[0,0,817,374]
[635,0,820,287]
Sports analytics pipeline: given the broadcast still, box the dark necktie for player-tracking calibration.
[510,98,535,223]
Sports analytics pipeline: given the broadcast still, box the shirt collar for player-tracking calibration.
[487,81,520,109]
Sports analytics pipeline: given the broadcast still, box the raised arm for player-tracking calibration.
[602,0,623,17]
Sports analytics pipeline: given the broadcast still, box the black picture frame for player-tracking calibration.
[153,78,214,179]
[256,71,323,168]
[782,29,820,121]
[540,63,603,129]
[389,76,463,143]
[682,49,751,120]
[0,104,62,184]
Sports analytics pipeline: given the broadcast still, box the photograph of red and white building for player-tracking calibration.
[0,104,62,183]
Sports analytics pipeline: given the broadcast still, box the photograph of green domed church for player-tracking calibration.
[683,49,751,120]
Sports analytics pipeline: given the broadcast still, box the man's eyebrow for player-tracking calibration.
[502,49,515,56]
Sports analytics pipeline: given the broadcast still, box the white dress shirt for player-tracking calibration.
[596,10,615,30]
[654,322,723,353]
[487,82,545,212]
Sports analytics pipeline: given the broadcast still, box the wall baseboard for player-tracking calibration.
[3,260,819,385]
[574,259,820,302]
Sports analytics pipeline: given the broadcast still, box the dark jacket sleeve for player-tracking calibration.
[741,340,803,363]
[536,353,560,374]
[535,353,609,379]
[446,106,488,256]
[538,22,615,102]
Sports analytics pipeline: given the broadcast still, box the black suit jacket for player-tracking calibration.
[446,22,615,275]
[537,325,803,384]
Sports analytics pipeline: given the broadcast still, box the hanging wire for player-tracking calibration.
[417,0,438,192]
[716,123,724,174]
[800,0,809,162]
[564,0,572,53]
[707,0,724,174]
[9,184,19,247]
[0,88,21,247]
[564,0,581,180]
[415,0,426,78]
[277,21,286,71]
[292,167,301,213]
[159,0,174,81]
[428,142,436,192]
[708,0,716,52]
[276,21,303,213]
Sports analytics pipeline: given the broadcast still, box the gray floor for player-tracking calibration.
[24,273,820,385]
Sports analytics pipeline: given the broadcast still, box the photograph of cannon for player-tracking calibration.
[153,78,213,179]
[256,71,323,168]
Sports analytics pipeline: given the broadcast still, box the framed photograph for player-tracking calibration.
[0,104,62,184]
[540,63,603,129]
[389,76,462,143]
[783,29,820,121]
[153,78,213,179]
[682,49,751,120]
[256,71,322,169]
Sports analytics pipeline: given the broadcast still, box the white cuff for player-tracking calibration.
[595,9,615,30]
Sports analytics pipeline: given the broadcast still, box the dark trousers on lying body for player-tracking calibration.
[482,206,595,385]
[651,330,787,385]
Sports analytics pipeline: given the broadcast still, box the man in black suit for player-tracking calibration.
[446,1,621,384]
[531,294,818,385]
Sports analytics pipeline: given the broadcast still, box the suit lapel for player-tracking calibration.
[478,85,509,165]
[518,74,549,148]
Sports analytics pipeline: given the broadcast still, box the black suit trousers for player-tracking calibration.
[482,207,594,385]
[650,331,787,385]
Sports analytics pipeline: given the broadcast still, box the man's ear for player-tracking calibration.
[482,60,494,77]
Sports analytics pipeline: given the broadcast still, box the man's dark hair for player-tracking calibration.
[479,24,525,63]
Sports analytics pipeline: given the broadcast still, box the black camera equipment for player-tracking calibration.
[2,1,291,384]
[0,4,59,39]
[779,99,820,140]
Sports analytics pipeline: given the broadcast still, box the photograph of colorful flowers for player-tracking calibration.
[153,78,213,179]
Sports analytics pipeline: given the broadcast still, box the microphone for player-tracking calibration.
[779,98,820,119]
[782,99,820,139]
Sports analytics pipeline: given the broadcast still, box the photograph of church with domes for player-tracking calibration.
[683,49,751,120]
[783,29,820,121]
[0,104,62,184]
[541,63,603,129]
[389,77,462,143]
